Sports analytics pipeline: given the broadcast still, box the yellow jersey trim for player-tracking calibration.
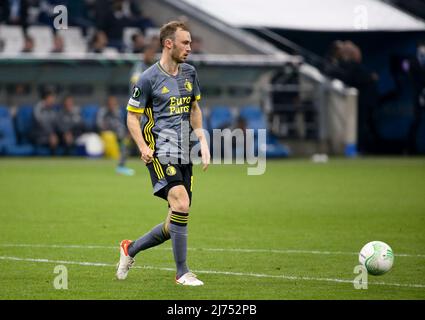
[143,108,155,150]
[152,157,164,179]
[127,105,144,114]
[142,108,165,179]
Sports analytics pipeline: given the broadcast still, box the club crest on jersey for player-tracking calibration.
[132,86,141,98]
[184,80,193,92]
[166,165,177,176]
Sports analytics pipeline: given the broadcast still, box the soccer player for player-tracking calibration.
[116,21,210,286]
[97,95,135,176]
[33,87,60,154]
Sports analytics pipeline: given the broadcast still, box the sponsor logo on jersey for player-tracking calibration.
[169,96,192,115]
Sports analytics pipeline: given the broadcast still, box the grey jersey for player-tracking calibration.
[126,62,201,162]
[33,101,58,138]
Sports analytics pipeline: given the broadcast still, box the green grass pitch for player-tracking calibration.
[0,157,424,299]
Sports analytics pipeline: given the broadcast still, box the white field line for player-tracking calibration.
[0,255,424,289]
[1,243,424,258]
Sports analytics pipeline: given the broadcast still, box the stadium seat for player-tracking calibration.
[239,105,267,131]
[0,110,34,156]
[239,106,290,158]
[27,26,53,53]
[265,133,290,158]
[145,27,160,43]
[0,106,10,118]
[103,47,119,57]
[123,27,141,52]
[238,105,265,156]
[14,105,65,156]
[209,106,234,130]
[81,104,99,132]
[0,25,24,54]
[0,107,12,154]
[15,105,35,144]
[58,27,87,53]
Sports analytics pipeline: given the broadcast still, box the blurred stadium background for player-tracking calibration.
[0,0,425,301]
[0,0,424,157]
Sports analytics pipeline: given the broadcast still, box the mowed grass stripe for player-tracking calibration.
[1,243,424,258]
[1,255,425,289]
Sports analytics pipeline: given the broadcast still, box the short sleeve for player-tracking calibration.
[127,75,151,114]
[193,69,201,102]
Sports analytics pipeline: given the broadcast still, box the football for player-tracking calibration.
[359,241,394,275]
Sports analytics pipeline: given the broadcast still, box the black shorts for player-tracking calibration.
[146,158,193,203]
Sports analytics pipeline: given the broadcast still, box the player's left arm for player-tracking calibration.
[190,100,210,171]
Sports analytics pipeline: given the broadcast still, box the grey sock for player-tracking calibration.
[128,222,170,257]
[169,211,189,278]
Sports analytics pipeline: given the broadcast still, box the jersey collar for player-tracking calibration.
[157,62,181,77]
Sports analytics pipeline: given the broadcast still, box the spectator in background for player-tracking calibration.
[149,34,162,53]
[127,0,155,32]
[93,0,110,31]
[97,0,132,52]
[190,36,204,54]
[89,30,108,53]
[38,0,65,29]
[129,44,157,88]
[341,41,379,154]
[324,40,379,154]
[131,32,145,53]
[67,0,94,36]
[33,87,60,154]
[0,1,9,24]
[97,95,135,176]
[51,33,64,53]
[405,40,425,154]
[142,44,157,68]
[21,34,34,53]
[324,40,345,79]
[57,95,85,154]
[1,0,29,32]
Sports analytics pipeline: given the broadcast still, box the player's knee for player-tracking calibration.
[173,198,190,213]
[168,186,190,213]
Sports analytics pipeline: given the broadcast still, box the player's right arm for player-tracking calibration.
[126,75,154,163]
[127,111,153,163]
